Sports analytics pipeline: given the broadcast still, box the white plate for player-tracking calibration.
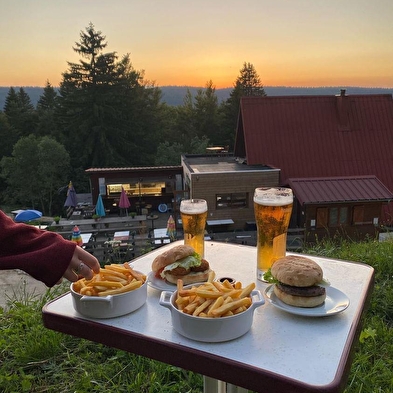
[147,271,177,291]
[264,285,350,317]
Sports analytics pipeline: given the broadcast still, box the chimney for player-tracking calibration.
[336,89,350,131]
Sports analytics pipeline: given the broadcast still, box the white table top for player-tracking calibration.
[80,233,92,244]
[42,241,374,393]
[153,228,170,245]
[114,231,130,238]
[207,219,234,225]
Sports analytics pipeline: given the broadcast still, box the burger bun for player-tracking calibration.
[152,245,195,274]
[151,244,211,285]
[273,284,326,308]
[271,255,323,287]
[271,255,326,308]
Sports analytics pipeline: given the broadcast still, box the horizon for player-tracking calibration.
[2,84,393,90]
[1,1,393,89]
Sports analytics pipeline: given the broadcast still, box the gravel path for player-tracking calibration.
[0,269,48,309]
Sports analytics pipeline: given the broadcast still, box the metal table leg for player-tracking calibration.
[203,377,248,393]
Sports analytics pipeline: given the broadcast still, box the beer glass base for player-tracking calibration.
[257,270,269,283]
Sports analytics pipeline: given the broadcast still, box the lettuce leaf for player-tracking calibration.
[262,268,279,284]
[161,253,202,275]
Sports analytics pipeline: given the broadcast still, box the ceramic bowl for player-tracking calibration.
[159,283,264,342]
[70,276,147,319]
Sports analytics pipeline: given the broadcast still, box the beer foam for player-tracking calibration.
[254,188,293,206]
[180,199,207,213]
[253,195,293,206]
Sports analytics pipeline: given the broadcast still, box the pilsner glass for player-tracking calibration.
[253,187,293,281]
[180,199,208,258]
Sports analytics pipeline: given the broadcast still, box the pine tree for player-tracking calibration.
[57,23,163,170]
[218,62,266,149]
[36,81,61,140]
[3,87,37,137]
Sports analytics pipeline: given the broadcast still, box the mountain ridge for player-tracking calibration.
[1,85,393,110]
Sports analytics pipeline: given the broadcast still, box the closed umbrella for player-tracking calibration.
[71,225,83,246]
[15,209,43,223]
[95,194,106,217]
[166,215,176,241]
[119,187,131,216]
[64,181,77,219]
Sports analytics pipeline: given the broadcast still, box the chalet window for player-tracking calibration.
[352,205,365,225]
[317,206,348,228]
[216,193,248,209]
[316,208,328,228]
[329,207,348,227]
[107,182,165,197]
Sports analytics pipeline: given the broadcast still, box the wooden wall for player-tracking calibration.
[190,170,280,230]
[302,202,383,242]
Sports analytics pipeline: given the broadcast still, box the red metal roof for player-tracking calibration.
[235,93,393,196]
[288,176,393,205]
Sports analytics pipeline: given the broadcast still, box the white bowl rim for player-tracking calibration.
[167,283,263,320]
[70,272,147,298]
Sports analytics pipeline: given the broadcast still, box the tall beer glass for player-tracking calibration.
[180,199,208,258]
[254,187,293,281]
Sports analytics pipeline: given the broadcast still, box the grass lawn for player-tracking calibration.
[1,238,392,392]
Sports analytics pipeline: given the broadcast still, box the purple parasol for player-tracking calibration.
[119,187,131,216]
[64,181,77,207]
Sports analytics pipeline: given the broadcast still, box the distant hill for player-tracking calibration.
[1,85,393,110]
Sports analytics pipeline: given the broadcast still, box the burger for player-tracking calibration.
[271,255,326,308]
[152,245,211,285]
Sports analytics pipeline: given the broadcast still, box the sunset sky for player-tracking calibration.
[1,0,393,89]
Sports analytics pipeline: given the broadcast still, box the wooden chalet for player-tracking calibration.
[234,90,393,240]
[288,176,393,242]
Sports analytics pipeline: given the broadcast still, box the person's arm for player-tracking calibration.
[0,210,99,287]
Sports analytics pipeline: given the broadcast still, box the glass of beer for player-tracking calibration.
[254,187,293,281]
[180,199,208,258]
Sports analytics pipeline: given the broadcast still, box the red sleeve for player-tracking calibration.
[0,210,77,287]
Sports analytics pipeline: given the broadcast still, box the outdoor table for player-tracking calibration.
[207,219,234,233]
[153,228,170,245]
[147,214,158,231]
[80,233,92,245]
[113,230,129,241]
[113,230,130,248]
[42,241,374,393]
[207,219,234,226]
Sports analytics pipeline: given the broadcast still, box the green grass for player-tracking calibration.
[1,238,392,392]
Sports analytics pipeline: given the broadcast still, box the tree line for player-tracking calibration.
[0,23,266,216]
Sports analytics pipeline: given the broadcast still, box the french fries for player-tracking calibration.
[73,263,146,297]
[175,279,255,318]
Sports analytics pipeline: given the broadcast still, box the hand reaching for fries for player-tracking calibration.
[72,263,146,297]
[175,275,256,318]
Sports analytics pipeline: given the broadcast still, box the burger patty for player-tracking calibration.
[276,283,326,297]
[169,266,190,276]
[191,259,209,272]
[167,259,209,276]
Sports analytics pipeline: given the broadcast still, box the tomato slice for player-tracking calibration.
[155,267,164,279]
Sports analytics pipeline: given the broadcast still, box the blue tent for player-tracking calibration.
[95,194,106,217]
[15,209,42,222]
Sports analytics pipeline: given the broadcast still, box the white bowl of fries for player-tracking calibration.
[71,264,147,319]
[159,280,265,342]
